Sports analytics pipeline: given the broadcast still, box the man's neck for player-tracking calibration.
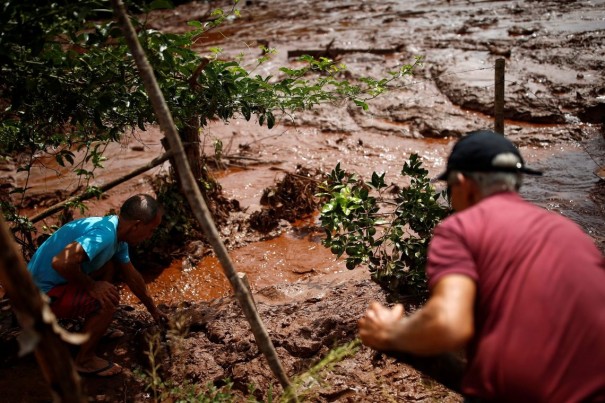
[116,215,129,242]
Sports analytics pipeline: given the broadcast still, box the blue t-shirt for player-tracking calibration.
[27,215,130,293]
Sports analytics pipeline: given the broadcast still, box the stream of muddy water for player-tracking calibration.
[121,121,604,306]
[11,115,604,308]
[8,0,605,308]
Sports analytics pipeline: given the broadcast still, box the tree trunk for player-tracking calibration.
[111,0,295,396]
[181,119,202,180]
[0,215,86,403]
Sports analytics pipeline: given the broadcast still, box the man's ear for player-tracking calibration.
[460,175,482,204]
[123,219,141,232]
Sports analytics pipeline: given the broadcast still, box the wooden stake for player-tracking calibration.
[494,58,505,135]
[110,0,294,394]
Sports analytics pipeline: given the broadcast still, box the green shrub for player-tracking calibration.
[318,154,451,299]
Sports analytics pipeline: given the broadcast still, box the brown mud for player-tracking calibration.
[1,0,604,401]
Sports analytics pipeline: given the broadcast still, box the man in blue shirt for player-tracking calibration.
[28,194,166,377]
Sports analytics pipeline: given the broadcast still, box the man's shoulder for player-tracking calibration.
[67,215,118,238]
[437,191,585,241]
[64,215,104,226]
[436,193,535,233]
[458,192,538,218]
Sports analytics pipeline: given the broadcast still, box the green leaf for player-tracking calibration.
[241,103,251,121]
[319,152,449,299]
[353,99,368,110]
[266,111,275,129]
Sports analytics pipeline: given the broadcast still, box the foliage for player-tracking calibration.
[0,0,417,170]
[148,175,200,246]
[0,0,419,243]
[317,154,451,298]
[0,201,37,257]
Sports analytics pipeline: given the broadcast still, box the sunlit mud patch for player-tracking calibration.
[121,227,347,307]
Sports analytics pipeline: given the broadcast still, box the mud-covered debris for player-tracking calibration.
[250,166,323,233]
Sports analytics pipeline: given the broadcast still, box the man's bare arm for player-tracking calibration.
[51,241,119,307]
[118,261,166,324]
[51,242,94,289]
[359,274,476,356]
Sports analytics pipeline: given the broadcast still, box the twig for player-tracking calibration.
[28,151,174,224]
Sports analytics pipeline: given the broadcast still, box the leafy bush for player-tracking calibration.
[317,154,451,298]
[1,0,420,244]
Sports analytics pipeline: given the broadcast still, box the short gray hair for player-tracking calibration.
[120,194,161,223]
[449,170,522,197]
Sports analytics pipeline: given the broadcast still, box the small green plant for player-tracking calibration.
[318,154,451,298]
[281,339,361,402]
[137,317,265,403]
[0,201,37,258]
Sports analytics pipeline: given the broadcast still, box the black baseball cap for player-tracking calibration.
[437,129,543,180]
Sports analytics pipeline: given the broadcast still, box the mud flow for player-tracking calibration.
[1,0,604,401]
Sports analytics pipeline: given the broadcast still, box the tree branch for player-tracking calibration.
[110,0,295,396]
[0,215,86,402]
[29,151,174,224]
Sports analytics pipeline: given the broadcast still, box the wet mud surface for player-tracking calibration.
[1,0,604,401]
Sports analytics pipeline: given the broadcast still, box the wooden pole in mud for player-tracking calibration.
[494,58,505,135]
[110,0,295,395]
[0,215,86,403]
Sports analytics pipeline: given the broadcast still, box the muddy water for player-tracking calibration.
[522,132,605,244]
[15,121,604,308]
[121,226,346,305]
[12,0,605,307]
[121,121,604,307]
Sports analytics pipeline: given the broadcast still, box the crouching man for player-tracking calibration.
[359,130,605,402]
[28,194,167,377]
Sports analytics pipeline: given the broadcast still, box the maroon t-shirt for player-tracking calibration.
[427,192,605,402]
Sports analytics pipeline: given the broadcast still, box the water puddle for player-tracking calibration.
[121,225,347,306]
[521,138,605,245]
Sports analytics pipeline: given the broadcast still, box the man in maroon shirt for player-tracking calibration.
[358,129,605,402]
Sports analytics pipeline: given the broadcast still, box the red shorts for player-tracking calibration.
[47,283,101,318]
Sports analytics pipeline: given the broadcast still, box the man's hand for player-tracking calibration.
[118,261,168,326]
[150,306,169,327]
[358,301,405,351]
[89,280,119,308]
[359,275,476,356]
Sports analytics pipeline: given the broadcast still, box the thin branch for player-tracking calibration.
[29,151,174,224]
[110,0,295,396]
